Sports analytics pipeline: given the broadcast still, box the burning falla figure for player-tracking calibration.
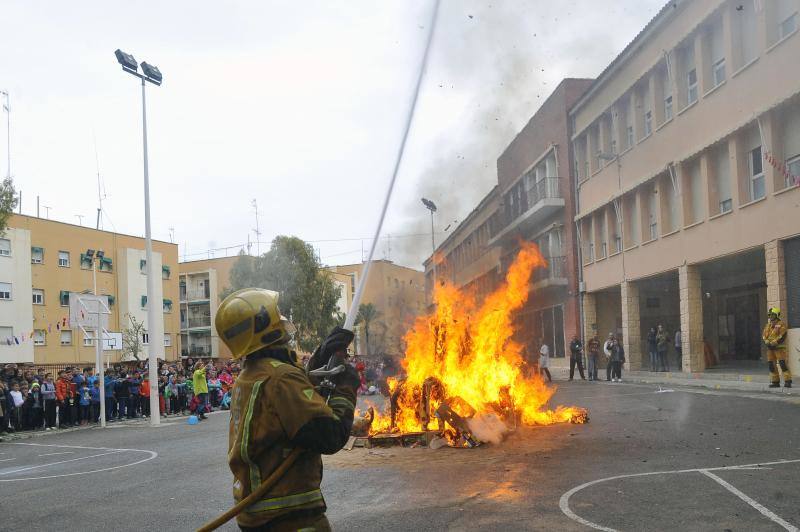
[364,242,588,447]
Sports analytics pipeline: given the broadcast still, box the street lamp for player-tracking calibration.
[421,197,437,296]
[85,248,108,427]
[114,48,163,426]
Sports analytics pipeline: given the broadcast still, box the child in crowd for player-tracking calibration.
[90,380,101,423]
[41,374,57,430]
[79,381,91,425]
[19,382,31,430]
[26,382,44,430]
[9,382,24,430]
[128,372,142,418]
[139,374,150,417]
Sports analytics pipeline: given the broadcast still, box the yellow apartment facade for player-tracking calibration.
[571,0,800,375]
[0,214,180,365]
[329,260,425,358]
[178,256,238,359]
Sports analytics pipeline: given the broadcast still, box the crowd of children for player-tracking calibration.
[0,358,240,433]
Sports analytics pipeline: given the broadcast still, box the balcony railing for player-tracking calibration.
[533,256,567,284]
[181,288,210,301]
[490,177,563,238]
[182,345,211,357]
[187,316,211,328]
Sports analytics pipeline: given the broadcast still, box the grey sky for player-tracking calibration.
[0,0,664,269]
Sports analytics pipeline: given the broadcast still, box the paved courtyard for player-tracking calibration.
[1,381,798,531]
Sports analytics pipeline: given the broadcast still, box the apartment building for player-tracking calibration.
[491,78,593,359]
[422,187,502,304]
[572,0,800,374]
[178,256,238,359]
[330,260,425,358]
[0,214,180,365]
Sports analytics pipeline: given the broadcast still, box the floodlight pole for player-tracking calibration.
[140,77,161,426]
[92,257,107,428]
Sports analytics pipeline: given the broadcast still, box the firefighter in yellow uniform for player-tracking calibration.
[215,288,359,531]
[762,307,791,388]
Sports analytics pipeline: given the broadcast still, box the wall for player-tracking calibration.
[118,248,165,361]
[0,228,34,363]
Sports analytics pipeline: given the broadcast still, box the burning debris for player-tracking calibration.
[352,243,588,449]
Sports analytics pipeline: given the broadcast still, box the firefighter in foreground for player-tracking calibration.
[762,307,791,388]
[215,288,359,531]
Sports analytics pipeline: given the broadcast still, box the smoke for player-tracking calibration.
[388,0,663,268]
[467,412,510,445]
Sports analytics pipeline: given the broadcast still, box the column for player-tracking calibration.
[582,292,597,342]
[621,280,642,370]
[679,264,704,372]
[765,240,787,316]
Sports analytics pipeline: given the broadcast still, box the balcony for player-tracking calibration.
[180,288,211,303]
[181,315,211,330]
[182,345,212,358]
[489,177,565,245]
[531,256,568,290]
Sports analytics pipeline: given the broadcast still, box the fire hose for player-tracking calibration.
[197,2,440,530]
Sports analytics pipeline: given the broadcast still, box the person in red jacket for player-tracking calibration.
[55,369,78,427]
[140,375,151,417]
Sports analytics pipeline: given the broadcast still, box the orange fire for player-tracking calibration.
[366,241,586,439]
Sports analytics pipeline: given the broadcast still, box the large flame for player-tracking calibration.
[367,242,586,438]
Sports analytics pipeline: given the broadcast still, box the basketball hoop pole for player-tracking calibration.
[93,259,107,428]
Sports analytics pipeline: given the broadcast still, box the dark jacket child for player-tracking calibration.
[26,382,44,430]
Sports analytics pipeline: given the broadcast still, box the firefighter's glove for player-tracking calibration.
[307,327,355,372]
[333,363,361,392]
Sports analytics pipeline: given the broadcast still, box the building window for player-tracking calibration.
[687,69,698,105]
[140,259,147,274]
[164,334,171,347]
[626,126,634,149]
[141,295,148,309]
[98,257,113,272]
[664,95,673,121]
[60,290,70,306]
[58,251,70,267]
[749,146,765,201]
[644,111,653,137]
[780,12,797,40]
[31,247,44,264]
[80,253,92,269]
[142,332,149,345]
[712,59,726,87]
[0,282,11,300]
[32,289,44,305]
[105,294,116,307]
[720,199,733,213]
[610,138,617,155]
[33,330,46,346]
[60,330,72,346]
[0,239,10,257]
[163,299,173,313]
[787,155,800,189]
[83,330,96,347]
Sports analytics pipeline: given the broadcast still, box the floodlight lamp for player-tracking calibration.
[114,49,138,73]
[96,250,105,260]
[141,62,162,85]
[421,198,437,212]
[86,249,95,258]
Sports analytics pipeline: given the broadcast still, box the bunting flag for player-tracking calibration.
[14,337,19,345]
[764,150,800,186]
[48,324,52,333]
[56,322,61,331]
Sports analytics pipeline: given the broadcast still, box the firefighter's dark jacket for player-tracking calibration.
[227,348,356,529]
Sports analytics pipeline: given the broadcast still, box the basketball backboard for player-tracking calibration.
[69,293,111,331]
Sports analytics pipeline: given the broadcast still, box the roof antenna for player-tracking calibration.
[93,131,106,230]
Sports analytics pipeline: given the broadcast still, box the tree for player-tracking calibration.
[226,236,342,352]
[122,314,147,361]
[355,303,384,356]
[0,177,18,234]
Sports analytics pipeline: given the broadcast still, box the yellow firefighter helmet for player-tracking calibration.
[768,307,781,320]
[215,288,294,359]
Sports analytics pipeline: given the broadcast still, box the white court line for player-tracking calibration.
[0,442,157,482]
[38,451,74,457]
[0,458,14,462]
[2,450,124,475]
[559,458,800,531]
[700,470,798,532]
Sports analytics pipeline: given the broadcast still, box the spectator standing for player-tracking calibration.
[539,342,552,383]
[90,380,101,423]
[0,380,6,433]
[26,382,44,430]
[104,371,117,421]
[128,372,142,418]
[41,374,57,430]
[611,335,625,382]
[115,373,131,419]
[9,382,24,430]
[177,375,187,414]
[646,327,658,372]
[568,335,586,381]
[674,330,682,369]
[603,333,615,382]
[140,375,151,417]
[656,325,670,372]
[192,361,209,420]
[587,333,600,381]
[78,381,91,425]
[56,370,77,427]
